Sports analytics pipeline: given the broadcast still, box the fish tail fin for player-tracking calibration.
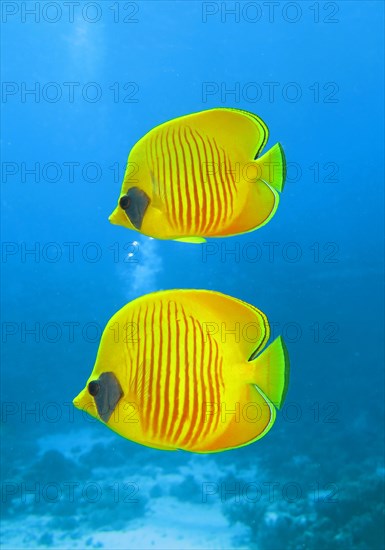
[250,336,290,409]
[255,143,286,192]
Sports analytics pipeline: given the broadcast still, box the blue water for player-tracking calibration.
[1,1,384,548]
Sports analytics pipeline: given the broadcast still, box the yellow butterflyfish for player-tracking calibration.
[109,108,286,243]
[73,290,290,453]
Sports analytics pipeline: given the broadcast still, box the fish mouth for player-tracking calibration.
[72,388,85,408]
[72,388,97,418]
[108,207,125,226]
[108,205,139,231]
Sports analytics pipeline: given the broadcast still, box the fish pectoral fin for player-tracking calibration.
[151,195,163,210]
[150,171,165,210]
[249,336,290,410]
[254,142,286,192]
[174,237,207,244]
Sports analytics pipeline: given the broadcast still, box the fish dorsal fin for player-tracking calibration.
[171,289,270,360]
[173,108,270,160]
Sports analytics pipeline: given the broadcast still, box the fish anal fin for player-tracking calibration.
[193,385,276,452]
[183,108,269,159]
[145,441,178,451]
[223,180,279,236]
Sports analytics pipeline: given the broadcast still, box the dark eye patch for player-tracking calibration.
[119,187,150,229]
[87,372,123,423]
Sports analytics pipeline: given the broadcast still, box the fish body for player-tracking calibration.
[73,290,290,453]
[109,108,286,242]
